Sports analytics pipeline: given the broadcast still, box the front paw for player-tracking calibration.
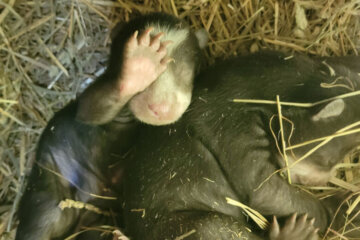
[119,28,173,96]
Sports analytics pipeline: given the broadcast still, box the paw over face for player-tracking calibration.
[129,76,192,125]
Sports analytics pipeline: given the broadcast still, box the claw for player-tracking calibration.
[310,228,320,240]
[161,56,175,65]
[126,30,139,50]
[157,40,173,58]
[269,216,280,239]
[139,27,153,46]
[288,213,297,229]
[150,32,164,50]
[299,213,308,224]
[133,30,139,39]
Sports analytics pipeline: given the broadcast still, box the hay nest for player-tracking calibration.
[0,0,359,239]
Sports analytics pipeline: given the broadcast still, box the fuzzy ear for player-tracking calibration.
[194,29,209,49]
[312,99,345,121]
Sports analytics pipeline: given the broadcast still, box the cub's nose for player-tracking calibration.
[148,103,170,117]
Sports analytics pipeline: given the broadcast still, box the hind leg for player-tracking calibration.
[16,166,78,240]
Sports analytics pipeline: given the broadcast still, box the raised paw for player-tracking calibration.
[119,28,173,96]
[269,213,319,240]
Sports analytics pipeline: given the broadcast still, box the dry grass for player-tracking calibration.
[0,0,359,239]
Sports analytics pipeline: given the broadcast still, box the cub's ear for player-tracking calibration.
[312,99,345,122]
[194,29,208,49]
